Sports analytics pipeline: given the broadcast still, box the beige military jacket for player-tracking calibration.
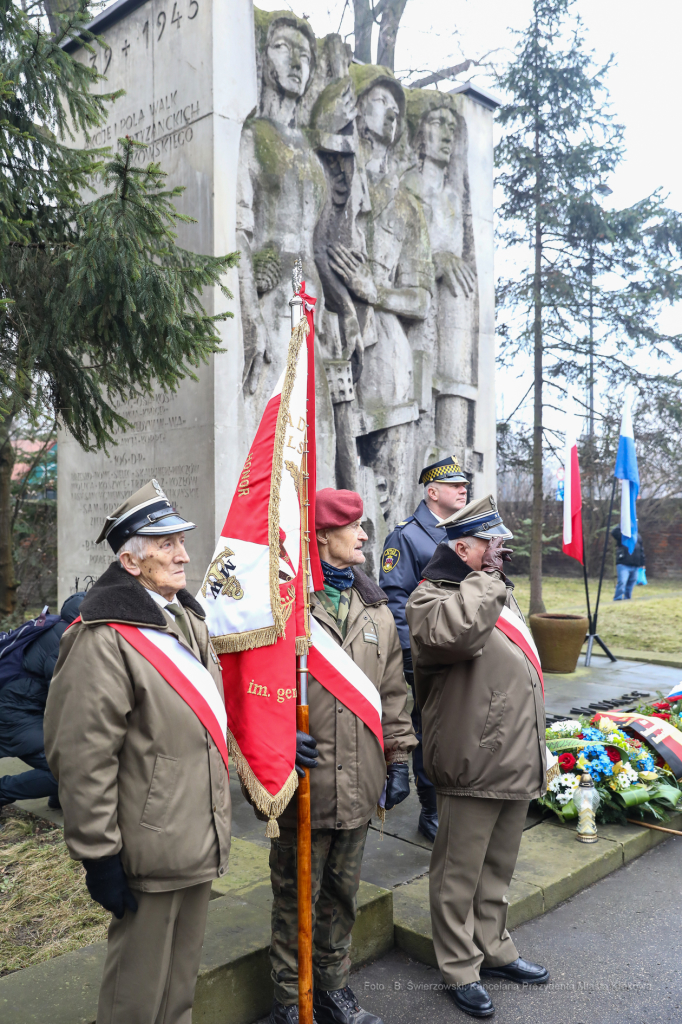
[44,562,231,891]
[278,568,417,831]
[406,545,546,800]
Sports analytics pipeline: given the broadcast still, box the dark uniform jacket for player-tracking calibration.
[0,594,83,757]
[611,527,645,567]
[379,500,447,659]
[406,545,546,800]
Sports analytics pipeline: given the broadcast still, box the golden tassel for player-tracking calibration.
[265,817,280,839]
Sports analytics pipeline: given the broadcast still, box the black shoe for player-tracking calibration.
[269,1001,317,1024]
[449,982,494,1018]
[0,797,15,809]
[481,956,549,985]
[47,794,61,810]
[417,808,438,842]
[313,986,383,1024]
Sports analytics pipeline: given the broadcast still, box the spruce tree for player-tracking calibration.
[0,2,238,615]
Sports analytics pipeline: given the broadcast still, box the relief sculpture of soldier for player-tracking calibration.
[402,90,479,459]
[325,66,434,523]
[237,12,328,401]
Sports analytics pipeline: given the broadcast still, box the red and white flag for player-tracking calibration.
[562,398,583,564]
[197,286,322,835]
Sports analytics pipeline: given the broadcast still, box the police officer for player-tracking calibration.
[379,456,468,840]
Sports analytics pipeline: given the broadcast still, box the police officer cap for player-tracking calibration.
[96,479,196,553]
[437,494,513,542]
[419,456,468,486]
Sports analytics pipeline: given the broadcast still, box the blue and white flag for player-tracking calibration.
[614,395,639,554]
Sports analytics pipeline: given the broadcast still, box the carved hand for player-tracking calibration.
[327,243,378,305]
[242,316,272,396]
[433,251,476,298]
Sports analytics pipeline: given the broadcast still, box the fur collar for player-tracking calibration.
[352,566,388,606]
[422,543,471,584]
[80,561,205,626]
[422,544,514,589]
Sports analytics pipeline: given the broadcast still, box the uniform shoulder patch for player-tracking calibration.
[382,548,401,573]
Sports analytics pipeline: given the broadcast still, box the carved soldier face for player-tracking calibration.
[266,25,312,99]
[421,107,457,166]
[359,84,400,146]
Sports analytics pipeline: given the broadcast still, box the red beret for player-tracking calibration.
[315,489,363,530]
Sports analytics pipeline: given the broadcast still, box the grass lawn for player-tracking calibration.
[0,807,108,976]
[511,575,682,653]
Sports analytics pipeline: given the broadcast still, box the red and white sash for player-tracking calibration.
[494,606,544,697]
[108,623,230,772]
[307,617,384,751]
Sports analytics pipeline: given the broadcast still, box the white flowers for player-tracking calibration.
[614,763,640,790]
[548,772,580,805]
[548,720,582,736]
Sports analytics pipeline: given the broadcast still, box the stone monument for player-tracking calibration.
[58,2,498,596]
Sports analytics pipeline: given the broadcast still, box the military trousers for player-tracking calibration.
[429,795,528,987]
[96,880,212,1024]
[269,822,369,1005]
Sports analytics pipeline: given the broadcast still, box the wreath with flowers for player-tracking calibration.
[535,705,682,825]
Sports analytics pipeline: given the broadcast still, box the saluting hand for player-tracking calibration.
[481,536,513,574]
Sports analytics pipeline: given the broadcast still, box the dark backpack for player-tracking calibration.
[0,610,61,692]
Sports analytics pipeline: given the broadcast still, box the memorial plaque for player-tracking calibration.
[58,0,257,598]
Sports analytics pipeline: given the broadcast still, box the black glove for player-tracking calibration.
[384,762,410,810]
[402,648,413,675]
[295,730,319,778]
[82,853,138,919]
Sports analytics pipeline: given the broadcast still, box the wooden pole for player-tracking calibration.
[291,262,314,1024]
[626,819,682,837]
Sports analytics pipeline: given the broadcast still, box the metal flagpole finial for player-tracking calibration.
[292,256,303,297]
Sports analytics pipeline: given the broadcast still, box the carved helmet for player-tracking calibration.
[349,64,406,140]
[405,88,462,151]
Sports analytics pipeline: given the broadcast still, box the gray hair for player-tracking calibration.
[116,534,154,564]
[448,535,477,552]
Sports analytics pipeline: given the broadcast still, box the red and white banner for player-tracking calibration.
[197,287,323,833]
[495,606,544,697]
[109,623,230,771]
[308,617,383,751]
[562,399,584,564]
[598,710,682,779]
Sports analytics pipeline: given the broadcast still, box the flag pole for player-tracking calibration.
[585,474,617,665]
[291,259,314,1024]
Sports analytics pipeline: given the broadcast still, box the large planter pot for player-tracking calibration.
[529,613,589,674]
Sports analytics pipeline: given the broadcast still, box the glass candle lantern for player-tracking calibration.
[574,772,600,843]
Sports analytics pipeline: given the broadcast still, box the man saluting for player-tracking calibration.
[406,495,549,1019]
[45,480,231,1024]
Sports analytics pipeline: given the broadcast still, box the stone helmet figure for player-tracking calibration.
[405,90,462,172]
[350,64,406,173]
[254,10,317,126]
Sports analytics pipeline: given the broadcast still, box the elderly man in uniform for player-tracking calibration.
[44,481,231,1024]
[406,495,549,1019]
[379,456,468,841]
[266,488,417,1024]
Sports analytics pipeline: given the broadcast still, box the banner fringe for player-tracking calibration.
[227,727,298,837]
[295,636,310,655]
[211,626,279,654]
[269,317,309,639]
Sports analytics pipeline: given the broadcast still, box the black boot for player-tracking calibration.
[313,986,383,1024]
[269,1001,317,1024]
[417,786,438,842]
[47,794,62,810]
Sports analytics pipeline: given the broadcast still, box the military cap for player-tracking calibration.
[96,479,196,553]
[316,488,363,529]
[419,456,469,486]
[438,494,512,542]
